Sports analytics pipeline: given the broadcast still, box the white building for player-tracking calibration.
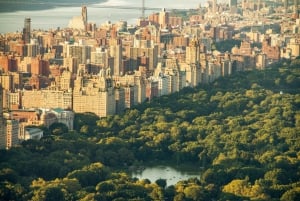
[51,108,74,130]
[23,128,43,140]
[157,75,169,96]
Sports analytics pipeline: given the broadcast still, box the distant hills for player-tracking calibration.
[0,0,106,12]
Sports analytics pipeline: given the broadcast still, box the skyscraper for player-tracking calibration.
[110,38,122,76]
[82,6,88,31]
[0,84,5,149]
[22,18,31,44]
[68,6,88,30]
[159,8,169,28]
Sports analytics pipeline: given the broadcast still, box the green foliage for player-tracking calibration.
[49,122,68,135]
[67,163,108,187]
[74,112,100,134]
[1,59,300,200]
[280,187,300,201]
[213,39,241,52]
[0,181,25,201]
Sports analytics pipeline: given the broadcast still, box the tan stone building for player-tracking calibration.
[21,89,72,110]
[73,68,116,117]
[4,114,19,149]
[184,38,202,87]
[262,36,280,61]
[287,38,300,58]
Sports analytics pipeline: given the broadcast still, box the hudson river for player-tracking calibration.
[0,0,205,33]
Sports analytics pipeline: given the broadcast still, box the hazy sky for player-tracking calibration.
[0,0,206,33]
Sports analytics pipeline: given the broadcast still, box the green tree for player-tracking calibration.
[280,187,300,201]
[155,179,167,189]
[49,123,68,135]
[184,185,204,201]
[31,186,65,201]
[0,181,25,201]
[67,163,108,187]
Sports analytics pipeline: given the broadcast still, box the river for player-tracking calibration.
[0,0,206,34]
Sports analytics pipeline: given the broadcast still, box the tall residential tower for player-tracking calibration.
[22,18,31,44]
[0,85,5,149]
[82,6,88,30]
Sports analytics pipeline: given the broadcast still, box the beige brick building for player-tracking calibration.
[4,116,19,149]
[73,69,116,117]
[21,89,72,110]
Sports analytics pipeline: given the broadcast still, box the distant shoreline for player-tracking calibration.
[0,0,107,13]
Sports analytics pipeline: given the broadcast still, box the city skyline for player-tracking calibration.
[0,2,299,201]
[0,0,299,149]
[0,0,206,33]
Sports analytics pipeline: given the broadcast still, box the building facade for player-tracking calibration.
[73,69,116,117]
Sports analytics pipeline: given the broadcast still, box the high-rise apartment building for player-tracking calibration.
[0,85,5,149]
[130,38,159,71]
[64,57,78,73]
[169,16,183,27]
[159,8,169,28]
[68,6,88,30]
[184,63,202,87]
[6,90,22,110]
[186,38,200,64]
[23,18,31,44]
[61,70,73,90]
[31,56,50,76]
[0,54,18,72]
[21,89,72,110]
[24,39,40,57]
[184,38,202,87]
[255,53,267,70]
[67,43,92,65]
[110,38,123,76]
[0,73,14,91]
[134,75,146,104]
[164,58,186,93]
[124,85,137,109]
[73,69,116,117]
[239,41,252,56]
[262,36,281,61]
[91,47,108,67]
[287,38,300,58]
[82,6,88,30]
[5,117,19,150]
[114,87,125,114]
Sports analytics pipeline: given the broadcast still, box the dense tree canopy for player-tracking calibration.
[0,58,299,200]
